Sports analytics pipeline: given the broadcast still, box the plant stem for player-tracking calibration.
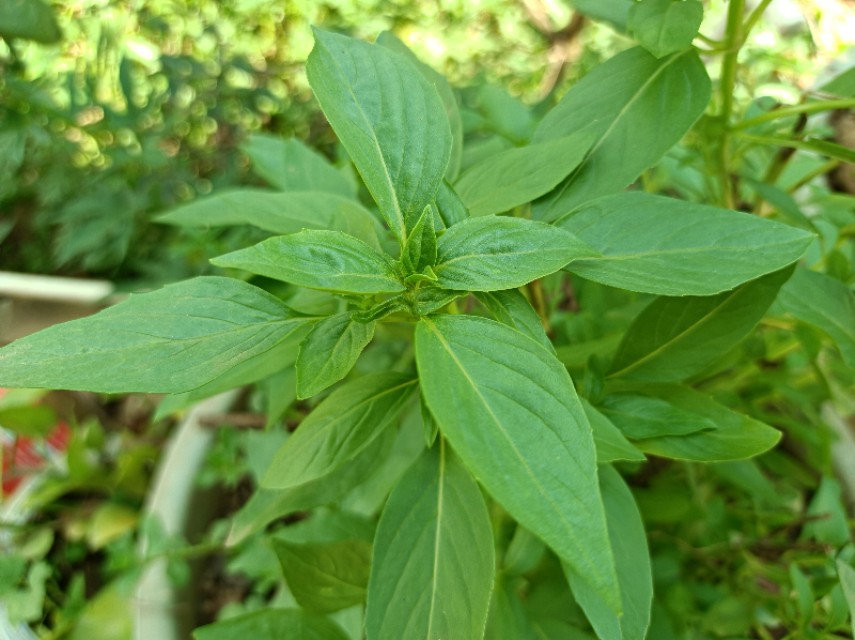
[742,0,775,39]
[733,98,855,131]
[717,0,746,208]
[527,279,551,334]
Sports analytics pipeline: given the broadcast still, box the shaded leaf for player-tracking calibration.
[476,289,552,352]
[155,189,378,246]
[366,442,494,639]
[454,132,593,217]
[273,539,372,613]
[566,466,652,640]
[0,0,61,43]
[599,393,716,440]
[609,267,793,382]
[296,313,376,399]
[227,427,396,546]
[581,399,646,464]
[193,609,348,640]
[534,47,710,219]
[628,385,781,461]
[778,266,855,369]
[241,134,355,196]
[262,373,416,489]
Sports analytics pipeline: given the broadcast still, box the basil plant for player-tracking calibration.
[1,25,832,640]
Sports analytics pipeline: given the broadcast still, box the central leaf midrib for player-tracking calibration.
[318,42,406,240]
[421,318,599,575]
[609,287,746,378]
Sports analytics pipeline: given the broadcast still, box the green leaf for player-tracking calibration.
[533,47,710,219]
[558,192,813,296]
[599,393,716,440]
[434,180,471,228]
[485,577,537,640]
[307,29,451,242]
[581,398,646,464]
[273,539,372,613]
[820,66,855,97]
[155,189,379,246]
[376,31,463,181]
[240,134,355,197]
[803,476,851,546]
[227,428,396,546]
[296,313,376,399]
[628,0,703,58]
[0,0,61,43]
[0,277,312,394]
[365,441,494,639]
[211,230,405,294]
[627,385,781,461]
[454,132,593,217]
[434,216,597,291]
[737,133,855,165]
[835,560,855,631]
[565,466,652,640]
[475,289,552,352]
[402,206,438,275]
[155,334,305,419]
[789,564,814,624]
[262,373,416,489]
[609,267,793,382]
[193,609,348,640]
[416,314,620,613]
[778,266,855,369]
[503,525,546,576]
[567,0,632,30]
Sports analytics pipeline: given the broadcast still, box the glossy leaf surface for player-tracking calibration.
[416,314,620,612]
[434,216,597,291]
[211,230,405,294]
[307,29,451,241]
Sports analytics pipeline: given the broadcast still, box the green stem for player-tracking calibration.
[733,98,855,130]
[717,0,746,208]
[695,32,723,46]
[786,158,839,193]
[742,0,775,40]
